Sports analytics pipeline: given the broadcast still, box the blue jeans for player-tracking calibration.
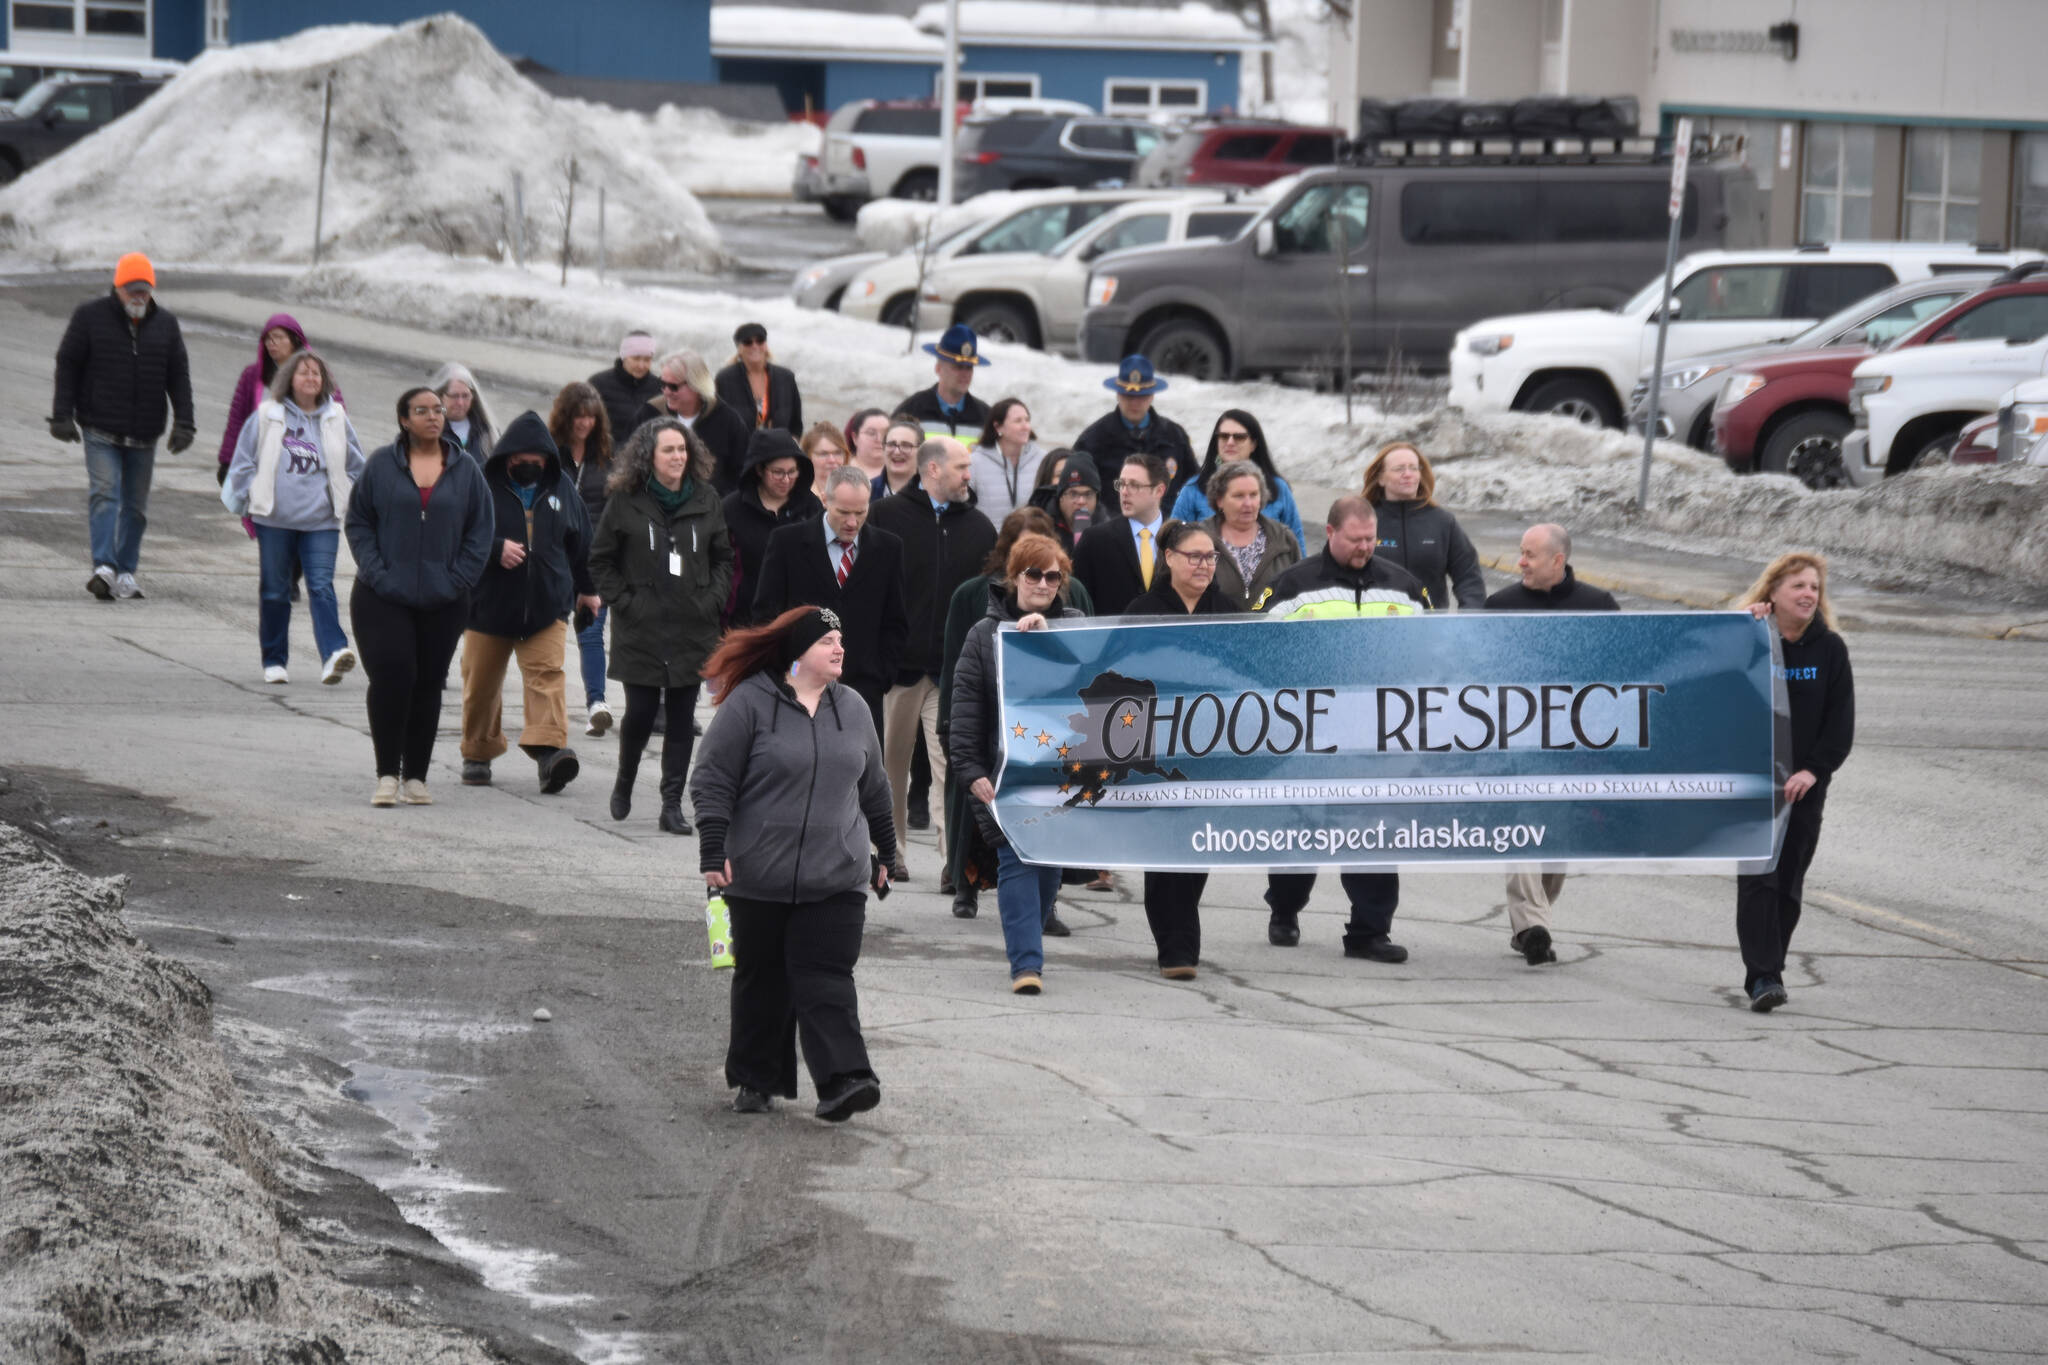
[84,437,156,574]
[254,525,346,668]
[576,605,607,705]
[995,844,1061,978]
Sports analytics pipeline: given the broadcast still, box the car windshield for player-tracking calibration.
[1618,278,1663,315]
[11,78,63,117]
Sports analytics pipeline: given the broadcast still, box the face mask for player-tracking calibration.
[122,296,149,320]
[509,462,545,487]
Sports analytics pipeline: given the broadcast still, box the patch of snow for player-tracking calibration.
[712,5,944,56]
[1240,0,1338,123]
[912,0,1261,43]
[0,14,724,271]
[560,101,820,198]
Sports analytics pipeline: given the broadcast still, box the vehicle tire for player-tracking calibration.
[891,169,937,202]
[1521,377,1620,428]
[0,152,20,187]
[823,285,847,312]
[880,294,916,328]
[1137,319,1228,381]
[1886,424,1961,477]
[1685,407,1716,452]
[1758,409,1852,490]
[820,196,860,222]
[959,300,1039,349]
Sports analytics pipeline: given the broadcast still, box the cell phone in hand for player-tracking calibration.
[870,854,892,900]
[574,603,596,632]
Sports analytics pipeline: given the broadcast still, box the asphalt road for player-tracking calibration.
[4,274,2047,1364]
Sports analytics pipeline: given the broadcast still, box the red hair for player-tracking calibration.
[702,606,818,702]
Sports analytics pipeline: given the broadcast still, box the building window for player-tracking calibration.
[8,0,148,40]
[2015,134,2048,252]
[11,2,78,30]
[1904,128,1981,243]
[207,0,231,46]
[1104,79,1206,115]
[951,72,1038,102]
[1708,116,1776,193]
[1801,123,1874,241]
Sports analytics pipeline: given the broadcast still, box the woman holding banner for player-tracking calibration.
[949,531,1086,995]
[1127,520,1239,978]
[1735,552,1854,1014]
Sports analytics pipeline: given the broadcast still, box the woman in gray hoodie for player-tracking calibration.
[691,605,898,1123]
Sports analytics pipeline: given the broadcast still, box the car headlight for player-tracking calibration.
[1663,363,1726,391]
[1466,334,1513,357]
[1089,275,1119,307]
[1718,372,1767,408]
[797,265,831,290]
[2009,400,2048,444]
[851,278,875,299]
[1848,373,1891,403]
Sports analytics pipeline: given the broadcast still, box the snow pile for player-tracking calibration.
[0,14,723,270]
[618,102,820,197]
[0,824,496,1364]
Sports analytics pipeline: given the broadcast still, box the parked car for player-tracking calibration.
[791,249,888,311]
[0,54,180,107]
[0,74,166,183]
[815,96,1092,218]
[1842,264,2048,485]
[1135,120,1341,188]
[1705,274,2008,485]
[954,112,1164,198]
[1989,375,2048,464]
[1451,242,2031,429]
[916,192,1262,352]
[840,190,1144,328]
[1080,152,1762,382]
[1949,412,2000,466]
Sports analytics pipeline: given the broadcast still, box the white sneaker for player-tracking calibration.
[400,779,433,805]
[263,665,289,684]
[87,565,116,600]
[113,572,143,599]
[322,648,356,685]
[586,699,613,736]
[372,776,400,808]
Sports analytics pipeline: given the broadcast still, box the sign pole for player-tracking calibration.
[311,75,333,266]
[1637,116,1693,510]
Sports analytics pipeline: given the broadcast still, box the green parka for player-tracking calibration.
[588,478,734,688]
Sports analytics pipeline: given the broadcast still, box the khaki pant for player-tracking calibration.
[1504,871,1566,936]
[883,674,945,848]
[460,622,569,761]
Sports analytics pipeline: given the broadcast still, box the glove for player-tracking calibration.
[48,416,78,443]
[167,422,195,454]
[215,459,230,487]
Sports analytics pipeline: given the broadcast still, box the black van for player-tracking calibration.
[1078,149,1761,379]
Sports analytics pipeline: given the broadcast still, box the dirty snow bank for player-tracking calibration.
[0,14,723,270]
[0,824,495,1364]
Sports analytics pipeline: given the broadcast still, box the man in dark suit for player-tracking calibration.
[1071,452,1169,616]
[751,465,909,743]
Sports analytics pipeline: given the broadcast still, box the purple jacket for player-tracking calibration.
[217,313,306,470]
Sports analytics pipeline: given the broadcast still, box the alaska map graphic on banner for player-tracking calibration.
[990,612,1789,872]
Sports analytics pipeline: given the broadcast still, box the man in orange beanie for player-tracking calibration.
[50,252,194,600]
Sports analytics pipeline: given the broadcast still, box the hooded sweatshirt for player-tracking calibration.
[1030,455,1103,547]
[469,411,596,639]
[719,428,820,623]
[689,669,897,902]
[223,396,365,531]
[218,313,304,469]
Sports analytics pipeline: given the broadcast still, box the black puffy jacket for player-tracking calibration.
[344,434,495,610]
[51,292,194,443]
[589,361,661,446]
[469,412,597,639]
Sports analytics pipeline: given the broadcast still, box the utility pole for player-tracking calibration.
[937,0,960,207]
[1637,117,1693,510]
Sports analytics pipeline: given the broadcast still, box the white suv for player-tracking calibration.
[816,97,1091,218]
[914,193,1262,354]
[1448,243,2039,428]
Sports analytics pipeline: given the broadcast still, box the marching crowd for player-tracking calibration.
[47,255,1855,1124]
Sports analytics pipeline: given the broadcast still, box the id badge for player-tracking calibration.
[668,550,683,577]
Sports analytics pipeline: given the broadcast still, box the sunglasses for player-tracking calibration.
[737,335,767,346]
[1019,567,1064,585]
[1217,430,1252,443]
[660,379,689,391]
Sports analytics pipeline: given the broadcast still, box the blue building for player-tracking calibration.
[710,0,1261,117]
[2,0,715,84]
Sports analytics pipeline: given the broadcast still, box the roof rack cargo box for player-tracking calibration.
[1357,95,1639,143]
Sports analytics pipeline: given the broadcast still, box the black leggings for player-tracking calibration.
[350,582,468,780]
[1736,795,1825,991]
[619,683,700,785]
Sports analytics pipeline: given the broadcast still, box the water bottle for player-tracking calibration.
[705,885,736,970]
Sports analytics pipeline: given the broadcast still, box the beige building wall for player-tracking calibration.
[1329,0,1434,131]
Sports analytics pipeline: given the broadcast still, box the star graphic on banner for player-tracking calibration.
[1070,761,1084,774]
[1119,709,1136,727]
[1098,768,1111,781]
[1034,731,1052,747]
[1011,722,1027,738]
[1059,783,1070,793]
[1056,744,1070,758]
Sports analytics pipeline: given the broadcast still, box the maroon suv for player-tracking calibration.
[1136,122,1340,188]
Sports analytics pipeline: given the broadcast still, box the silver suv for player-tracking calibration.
[1078,156,1757,380]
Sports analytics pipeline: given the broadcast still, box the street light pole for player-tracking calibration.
[937,0,960,207]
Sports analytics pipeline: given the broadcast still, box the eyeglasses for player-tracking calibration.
[660,380,688,391]
[1019,567,1064,584]
[884,440,920,452]
[1111,480,1161,493]
[762,466,801,480]
[1169,550,1218,567]
[1216,430,1252,444]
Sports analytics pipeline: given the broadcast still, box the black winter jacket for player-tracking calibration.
[1074,407,1196,502]
[562,442,612,534]
[947,583,1085,846]
[750,519,909,692]
[1264,547,1429,614]
[1777,623,1855,798]
[1483,565,1619,613]
[895,385,989,437]
[51,292,194,443]
[630,396,753,495]
[1371,498,1486,610]
[588,477,733,689]
[719,432,821,625]
[468,413,597,640]
[1125,580,1242,617]
[714,361,803,434]
[589,361,662,447]
[867,481,998,678]
[344,434,495,610]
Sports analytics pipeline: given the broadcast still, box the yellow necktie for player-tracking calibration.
[1138,527,1154,589]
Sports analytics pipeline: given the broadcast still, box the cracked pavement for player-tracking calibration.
[3,277,2045,1362]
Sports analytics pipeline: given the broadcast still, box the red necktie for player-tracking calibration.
[836,538,856,586]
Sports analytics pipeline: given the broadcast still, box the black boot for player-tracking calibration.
[658,775,692,835]
[610,750,638,821]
